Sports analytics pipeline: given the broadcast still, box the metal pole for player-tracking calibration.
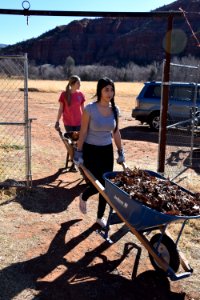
[157,15,174,174]
[23,53,32,187]
[189,81,198,166]
[0,9,182,18]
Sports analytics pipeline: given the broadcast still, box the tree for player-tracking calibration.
[64,56,75,78]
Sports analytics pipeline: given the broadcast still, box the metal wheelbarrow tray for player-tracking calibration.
[79,164,199,281]
[102,170,200,281]
[103,170,199,231]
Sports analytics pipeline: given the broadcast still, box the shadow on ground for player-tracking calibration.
[120,125,159,144]
[0,220,187,300]
[121,125,200,148]
[166,148,200,176]
[0,168,86,214]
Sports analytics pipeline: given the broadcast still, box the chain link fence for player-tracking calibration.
[163,62,200,185]
[1,56,199,188]
[0,54,31,186]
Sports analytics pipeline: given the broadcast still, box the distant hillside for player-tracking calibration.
[0,44,7,48]
[1,0,200,67]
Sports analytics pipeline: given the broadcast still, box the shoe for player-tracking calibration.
[96,218,107,228]
[79,193,87,214]
[70,164,78,172]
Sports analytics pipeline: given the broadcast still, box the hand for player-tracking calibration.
[55,121,60,131]
[74,150,84,166]
[116,148,125,164]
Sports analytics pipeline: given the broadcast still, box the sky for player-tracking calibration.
[0,0,175,45]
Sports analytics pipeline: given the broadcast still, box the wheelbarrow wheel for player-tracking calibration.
[149,233,180,273]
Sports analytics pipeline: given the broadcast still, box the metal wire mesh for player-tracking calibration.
[164,62,200,185]
[0,55,29,185]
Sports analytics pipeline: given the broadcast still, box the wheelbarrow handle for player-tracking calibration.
[57,128,75,160]
[79,162,130,194]
[121,162,131,172]
[57,127,63,138]
[79,163,107,196]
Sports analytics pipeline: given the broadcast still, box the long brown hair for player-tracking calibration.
[95,77,118,132]
[65,75,80,106]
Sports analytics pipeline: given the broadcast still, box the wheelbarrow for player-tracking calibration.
[57,128,79,171]
[79,163,200,281]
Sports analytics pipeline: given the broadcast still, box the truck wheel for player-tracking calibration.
[149,112,160,131]
[149,233,180,273]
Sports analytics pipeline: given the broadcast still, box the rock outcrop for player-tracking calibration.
[1,0,200,66]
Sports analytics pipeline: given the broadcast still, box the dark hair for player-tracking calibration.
[65,75,80,106]
[95,77,118,132]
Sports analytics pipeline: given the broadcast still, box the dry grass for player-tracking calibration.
[0,79,199,299]
[26,79,142,111]
[26,79,142,94]
[0,77,141,111]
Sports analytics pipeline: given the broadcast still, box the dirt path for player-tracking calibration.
[0,88,199,300]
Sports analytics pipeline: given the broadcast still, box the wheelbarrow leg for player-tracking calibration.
[68,162,77,172]
[165,227,193,274]
[97,205,127,243]
[57,129,80,172]
[62,136,77,171]
[65,152,70,169]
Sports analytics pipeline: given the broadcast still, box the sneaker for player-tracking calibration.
[70,164,78,172]
[79,193,87,214]
[96,218,107,228]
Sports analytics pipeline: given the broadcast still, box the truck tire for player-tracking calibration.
[149,112,160,131]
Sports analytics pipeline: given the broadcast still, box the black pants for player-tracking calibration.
[82,143,114,219]
[64,125,81,132]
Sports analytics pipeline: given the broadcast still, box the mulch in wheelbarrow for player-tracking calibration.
[110,168,200,217]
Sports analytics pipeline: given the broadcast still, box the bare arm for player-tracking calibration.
[77,109,90,151]
[56,102,63,122]
[113,128,123,151]
[80,102,84,114]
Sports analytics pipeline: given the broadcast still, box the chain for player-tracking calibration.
[22,1,30,25]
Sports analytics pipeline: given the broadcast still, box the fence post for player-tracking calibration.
[157,15,173,174]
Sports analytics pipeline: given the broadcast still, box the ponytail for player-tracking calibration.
[110,98,118,132]
[65,83,71,105]
[65,75,81,106]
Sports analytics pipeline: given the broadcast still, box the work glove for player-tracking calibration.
[116,148,125,164]
[74,149,84,166]
[55,121,60,131]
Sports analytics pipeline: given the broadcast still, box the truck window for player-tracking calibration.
[171,86,194,102]
[144,85,161,98]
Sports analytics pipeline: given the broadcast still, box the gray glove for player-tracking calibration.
[55,121,60,131]
[74,150,84,166]
[116,149,125,164]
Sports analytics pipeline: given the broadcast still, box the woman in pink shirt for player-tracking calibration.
[55,75,85,132]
